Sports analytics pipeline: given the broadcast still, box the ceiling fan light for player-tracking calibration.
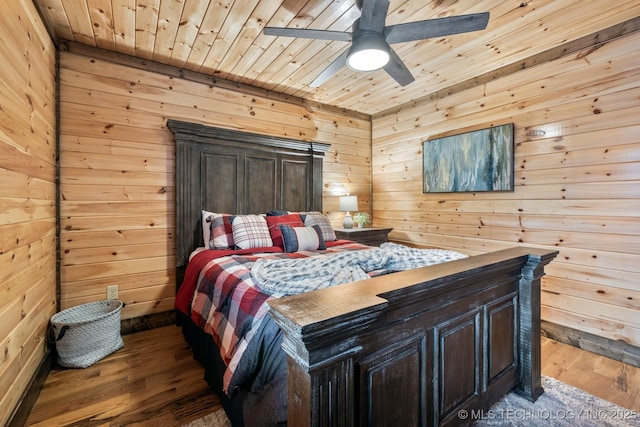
[346,32,390,71]
[347,48,390,71]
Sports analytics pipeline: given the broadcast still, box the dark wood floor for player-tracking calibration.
[26,325,639,426]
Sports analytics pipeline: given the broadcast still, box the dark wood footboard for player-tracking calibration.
[268,247,557,426]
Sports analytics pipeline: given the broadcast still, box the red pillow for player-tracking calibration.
[266,214,304,248]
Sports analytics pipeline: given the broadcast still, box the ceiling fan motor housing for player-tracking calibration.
[347,25,391,71]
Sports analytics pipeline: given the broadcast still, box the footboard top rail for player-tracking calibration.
[268,246,557,333]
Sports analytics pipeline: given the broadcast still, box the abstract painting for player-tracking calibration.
[423,123,514,193]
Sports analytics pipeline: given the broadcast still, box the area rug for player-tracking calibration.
[474,376,638,426]
[183,376,639,426]
[183,408,231,427]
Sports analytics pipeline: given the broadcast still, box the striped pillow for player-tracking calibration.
[266,214,304,249]
[231,215,273,249]
[280,224,326,253]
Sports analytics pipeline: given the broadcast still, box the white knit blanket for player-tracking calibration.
[251,243,467,296]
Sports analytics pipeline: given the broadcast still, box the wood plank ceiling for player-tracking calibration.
[33,0,640,115]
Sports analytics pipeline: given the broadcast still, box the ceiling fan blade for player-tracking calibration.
[384,12,490,44]
[358,0,390,32]
[383,47,415,86]
[310,50,349,87]
[263,27,352,42]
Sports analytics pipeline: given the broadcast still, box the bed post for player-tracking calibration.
[515,251,557,402]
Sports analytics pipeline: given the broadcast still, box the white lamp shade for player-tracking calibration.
[339,195,358,212]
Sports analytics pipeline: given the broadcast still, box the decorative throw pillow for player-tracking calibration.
[202,210,215,245]
[209,213,234,249]
[280,224,326,253]
[231,215,273,249]
[302,213,336,241]
[265,210,289,216]
[266,214,304,249]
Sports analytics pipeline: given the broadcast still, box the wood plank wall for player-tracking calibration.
[371,31,640,347]
[58,49,371,320]
[0,0,57,424]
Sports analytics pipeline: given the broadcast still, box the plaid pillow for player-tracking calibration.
[209,213,234,249]
[266,214,304,249]
[231,215,273,249]
[280,224,326,253]
[302,213,336,241]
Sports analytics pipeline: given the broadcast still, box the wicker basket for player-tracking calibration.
[50,300,124,368]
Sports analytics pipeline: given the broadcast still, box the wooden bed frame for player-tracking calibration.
[169,119,330,288]
[168,119,558,426]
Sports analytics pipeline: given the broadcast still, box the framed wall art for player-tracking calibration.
[423,123,514,193]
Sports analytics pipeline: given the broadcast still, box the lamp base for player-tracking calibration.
[343,213,354,229]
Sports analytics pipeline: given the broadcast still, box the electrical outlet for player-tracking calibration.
[106,285,118,300]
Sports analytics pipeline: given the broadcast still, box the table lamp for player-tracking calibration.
[339,195,358,229]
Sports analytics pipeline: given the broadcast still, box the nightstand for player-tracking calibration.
[334,227,393,247]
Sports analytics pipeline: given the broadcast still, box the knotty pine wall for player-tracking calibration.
[371,30,640,347]
[0,0,56,424]
[58,48,371,320]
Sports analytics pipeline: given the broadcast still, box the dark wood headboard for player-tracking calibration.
[168,119,331,273]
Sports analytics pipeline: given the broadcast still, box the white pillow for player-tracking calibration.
[231,215,273,249]
[202,210,215,245]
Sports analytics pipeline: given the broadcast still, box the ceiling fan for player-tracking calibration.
[263,0,490,87]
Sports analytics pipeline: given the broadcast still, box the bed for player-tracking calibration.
[168,119,558,426]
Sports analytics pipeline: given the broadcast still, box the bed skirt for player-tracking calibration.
[178,311,287,426]
[178,311,245,425]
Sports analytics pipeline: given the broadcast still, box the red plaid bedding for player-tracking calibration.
[178,241,370,393]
